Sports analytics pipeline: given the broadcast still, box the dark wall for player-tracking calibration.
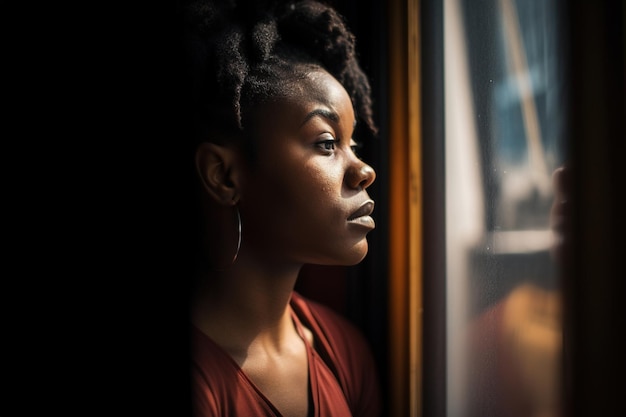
[563,1,626,415]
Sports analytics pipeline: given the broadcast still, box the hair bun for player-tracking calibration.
[277,1,356,75]
[182,0,377,138]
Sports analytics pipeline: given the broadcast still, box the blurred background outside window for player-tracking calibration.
[444,0,566,415]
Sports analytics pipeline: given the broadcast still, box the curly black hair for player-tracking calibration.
[182,0,376,148]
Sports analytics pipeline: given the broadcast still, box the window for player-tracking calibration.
[388,1,623,415]
[443,0,566,415]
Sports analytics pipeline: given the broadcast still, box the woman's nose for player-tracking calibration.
[347,160,376,190]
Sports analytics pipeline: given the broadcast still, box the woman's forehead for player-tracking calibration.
[293,70,348,100]
[243,69,355,136]
[278,70,353,116]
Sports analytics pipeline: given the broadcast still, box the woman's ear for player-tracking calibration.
[195,142,242,205]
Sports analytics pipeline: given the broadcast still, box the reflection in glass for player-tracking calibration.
[444,0,566,415]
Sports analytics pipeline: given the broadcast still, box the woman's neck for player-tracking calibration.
[191,255,303,355]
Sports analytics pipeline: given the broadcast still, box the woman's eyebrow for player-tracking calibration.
[300,108,340,127]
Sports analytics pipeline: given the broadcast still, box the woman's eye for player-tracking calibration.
[316,138,338,152]
[323,140,336,150]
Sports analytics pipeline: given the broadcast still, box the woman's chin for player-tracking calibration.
[306,239,369,266]
[344,241,370,265]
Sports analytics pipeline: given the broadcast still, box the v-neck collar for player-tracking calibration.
[192,302,316,417]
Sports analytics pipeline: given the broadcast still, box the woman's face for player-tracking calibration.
[239,69,376,266]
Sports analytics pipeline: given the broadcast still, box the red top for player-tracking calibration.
[191,292,382,417]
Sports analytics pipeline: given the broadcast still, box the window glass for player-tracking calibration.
[444,0,566,415]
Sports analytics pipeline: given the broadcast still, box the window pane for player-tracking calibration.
[443,0,566,415]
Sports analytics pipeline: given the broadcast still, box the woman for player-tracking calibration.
[182,1,382,416]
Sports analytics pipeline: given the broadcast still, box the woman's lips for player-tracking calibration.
[348,200,375,229]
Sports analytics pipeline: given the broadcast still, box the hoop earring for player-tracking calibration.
[231,206,242,265]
